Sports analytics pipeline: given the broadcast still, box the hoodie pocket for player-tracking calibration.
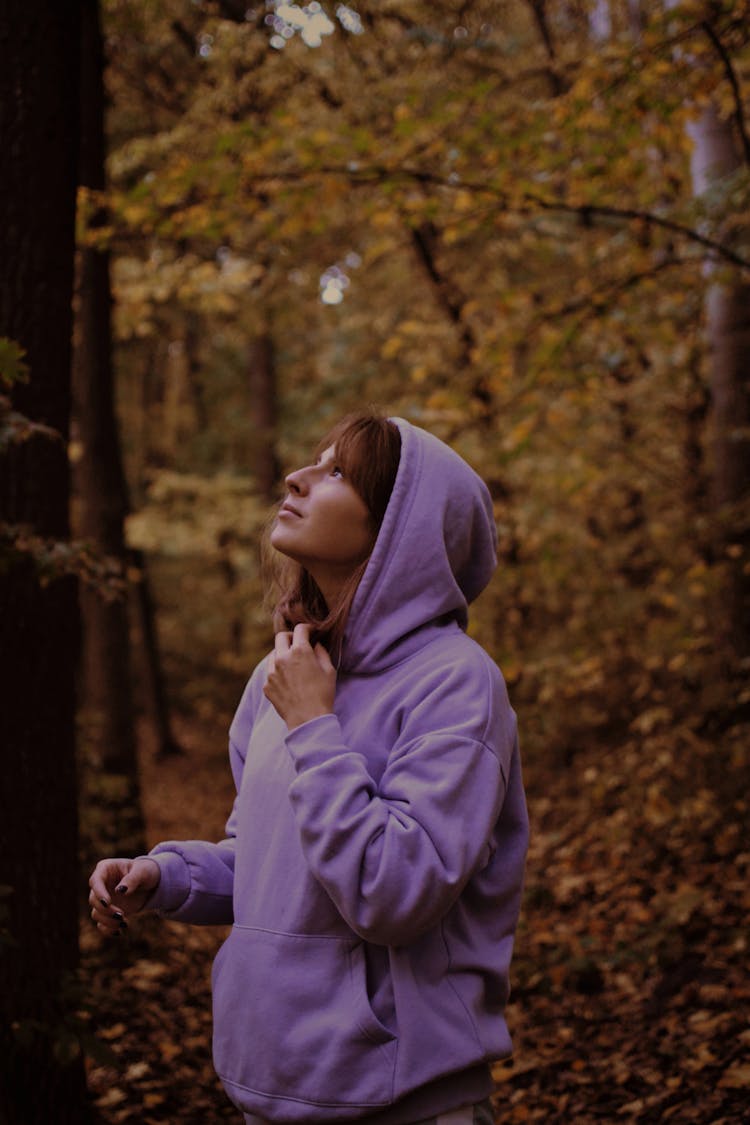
[212,926,397,1107]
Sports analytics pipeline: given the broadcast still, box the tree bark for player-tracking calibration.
[162,335,192,458]
[130,546,183,758]
[248,330,280,501]
[73,0,145,856]
[687,103,750,658]
[0,2,94,1120]
[588,0,612,43]
[663,0,750,661]
[684,345,710,519]
[627,0,643,38]
[185,318,209,432]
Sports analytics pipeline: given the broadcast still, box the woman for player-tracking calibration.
[89,412,529,1125]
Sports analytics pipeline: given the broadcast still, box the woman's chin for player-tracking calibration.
[269,527,300,561]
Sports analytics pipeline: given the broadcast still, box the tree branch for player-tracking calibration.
[700,18,750,168]
[524,0,568,96]
[533,254,687,326]
[245,163,750,271]
[408,219,494,417]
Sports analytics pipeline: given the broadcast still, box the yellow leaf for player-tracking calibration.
[371,211,397,230]
[381,336,403,360]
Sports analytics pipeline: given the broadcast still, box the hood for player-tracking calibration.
[340,417,497,674]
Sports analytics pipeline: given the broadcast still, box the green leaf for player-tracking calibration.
[0,338,29,388]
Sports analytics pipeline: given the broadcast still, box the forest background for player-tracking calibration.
[1,0,748,1122]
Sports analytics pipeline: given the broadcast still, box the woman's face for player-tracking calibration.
[270,445,376,594]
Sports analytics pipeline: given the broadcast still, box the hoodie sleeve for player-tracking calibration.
[142,658,268,924]
[284,650,516,946]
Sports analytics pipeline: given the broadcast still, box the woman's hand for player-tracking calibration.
[88,856,161,936]
[263,623,336,731]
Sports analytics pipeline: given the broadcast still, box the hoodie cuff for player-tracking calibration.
[285,712,347,770]
[136,850,191,913]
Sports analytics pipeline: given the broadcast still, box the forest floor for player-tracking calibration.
[82,705,750,1125]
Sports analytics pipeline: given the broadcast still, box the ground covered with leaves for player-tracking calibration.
[82,707,749,1124]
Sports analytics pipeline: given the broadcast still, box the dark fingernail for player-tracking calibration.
[118,919,128,930]
[113,911,124,921]
[99,898,109,908]
[115,885,127,895]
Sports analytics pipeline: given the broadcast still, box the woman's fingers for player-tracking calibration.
[292,623,312,647]
[88,859,132,935]
[89,858,130,907]
[314,642,335,672]
[88,857,161,937]
[271,627,335,677]
[89,899,128,936]
[88,883,129,936]
[112,856,160,898]
[274,625,316,657]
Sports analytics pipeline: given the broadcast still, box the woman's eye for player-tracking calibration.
[330,465,343,478]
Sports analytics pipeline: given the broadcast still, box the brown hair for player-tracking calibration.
[261,411,402,660]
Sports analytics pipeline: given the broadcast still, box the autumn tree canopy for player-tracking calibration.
[94,0,749,746]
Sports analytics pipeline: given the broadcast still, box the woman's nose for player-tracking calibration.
[285,467,308,494]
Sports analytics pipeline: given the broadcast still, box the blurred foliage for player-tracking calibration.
[0,520,128,596]
[125,472,271,711]
[94,0,750,763]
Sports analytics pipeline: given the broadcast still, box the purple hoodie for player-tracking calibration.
[146,418,529,1123]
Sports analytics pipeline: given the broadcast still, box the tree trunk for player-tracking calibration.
[687,103,750,658]
[185,318,209,432]
[588,0,612,43]
[627,0,643,38]
[0,2,94,1120]
[130,546,183,758]
[248,331,280,501]
[73,0,145,856]
[684,345,710,520]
